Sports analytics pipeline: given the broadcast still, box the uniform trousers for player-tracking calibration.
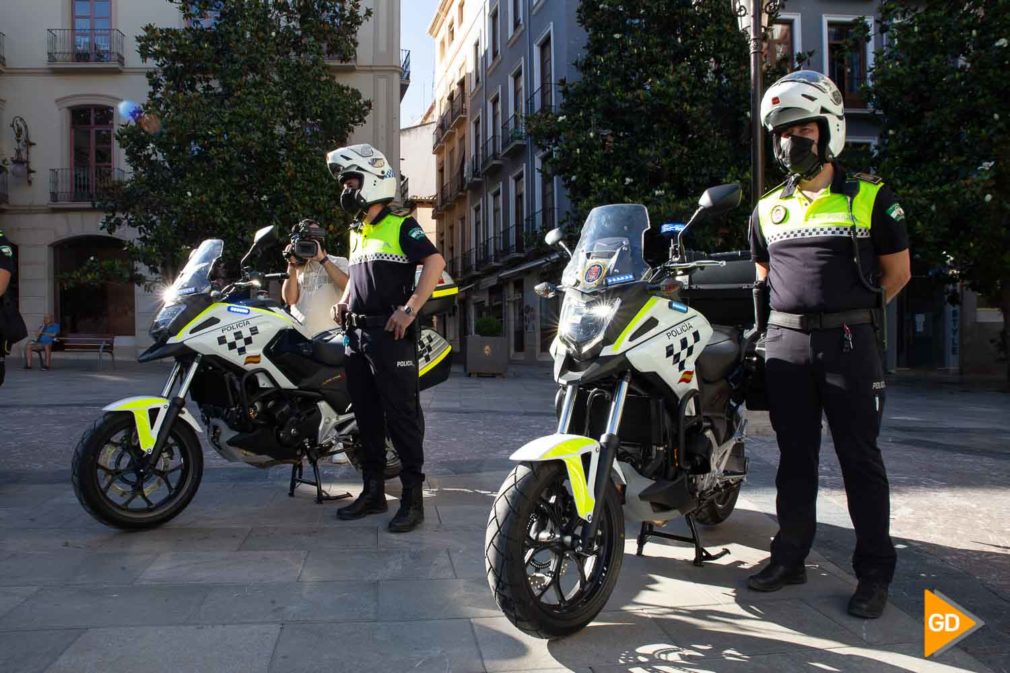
[765,322,896,582]
[344,325,425,487]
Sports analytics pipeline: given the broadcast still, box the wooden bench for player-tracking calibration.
[54,333,117,369]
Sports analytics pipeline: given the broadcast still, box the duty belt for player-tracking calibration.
[769,309,877,331]
[345,312,391,329]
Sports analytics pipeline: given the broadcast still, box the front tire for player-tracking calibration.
[485,462,624,639]
[71,412,203,529]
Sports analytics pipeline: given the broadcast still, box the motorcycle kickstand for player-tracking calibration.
[288,456,351,504]
[635,515,730,567]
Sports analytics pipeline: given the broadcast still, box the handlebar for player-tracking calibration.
[663,260,726,272]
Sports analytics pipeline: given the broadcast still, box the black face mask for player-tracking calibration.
[340,187,366,215]
[774,134,823,179]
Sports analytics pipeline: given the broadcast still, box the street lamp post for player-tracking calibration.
[732,0,781,206]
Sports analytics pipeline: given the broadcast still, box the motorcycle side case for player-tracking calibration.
[418,327,452,391]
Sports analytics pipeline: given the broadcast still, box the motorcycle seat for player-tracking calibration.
[696,326,740,383]
[309,330,346,367]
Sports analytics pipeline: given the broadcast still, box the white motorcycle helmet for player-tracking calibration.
[760,70,847,162]
[326,143,397,215]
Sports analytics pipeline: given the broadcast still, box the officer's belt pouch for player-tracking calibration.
[740,334,769,412]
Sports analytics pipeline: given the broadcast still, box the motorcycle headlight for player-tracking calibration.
[558,296,621,357]
[149,303,187,341]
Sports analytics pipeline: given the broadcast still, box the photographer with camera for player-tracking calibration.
[281,219,349,336]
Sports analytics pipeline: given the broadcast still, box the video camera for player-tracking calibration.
[286,219,325,265]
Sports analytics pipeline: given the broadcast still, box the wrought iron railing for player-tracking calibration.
[501,114,526,152]
[400,49,411,81]
[526,83,562,115]
[482,136,501,172]
[466,149,484,184]
[0,172,8,204]
[47,29,125,65]
[449,95,467,128]
[50,167,124,203]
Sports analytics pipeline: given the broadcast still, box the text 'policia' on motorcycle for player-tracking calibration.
[70,146,457,531]
[484,184,766,638]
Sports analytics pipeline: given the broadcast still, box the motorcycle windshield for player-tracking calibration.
[562,204,650,292]
[172,239,224,298]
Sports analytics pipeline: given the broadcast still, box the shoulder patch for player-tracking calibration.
[0,245,12,258]
[885,202,906,222]
[854,172,883,185]
[407,227,427,241]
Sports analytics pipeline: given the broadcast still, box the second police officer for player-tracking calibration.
[325,144,445,533]
[747,71,911,619]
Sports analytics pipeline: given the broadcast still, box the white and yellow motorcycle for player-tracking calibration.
[485,185,760,638]
[71,226,455,529]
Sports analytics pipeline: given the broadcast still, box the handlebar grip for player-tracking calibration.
[263,272,288,280]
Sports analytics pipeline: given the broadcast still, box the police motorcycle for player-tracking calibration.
[71,225,455,529]
[485,184,761,638]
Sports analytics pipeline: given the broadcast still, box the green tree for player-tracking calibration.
[866,0,1010,380]
[102,0,372,278]
[526,0,769,251]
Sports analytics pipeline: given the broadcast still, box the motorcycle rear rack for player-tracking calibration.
[636,513,730,567]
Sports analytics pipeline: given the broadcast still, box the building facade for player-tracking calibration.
[0,0,407,356]
[429,0,585,362]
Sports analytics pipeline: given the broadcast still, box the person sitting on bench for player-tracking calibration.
[25,314,59,370]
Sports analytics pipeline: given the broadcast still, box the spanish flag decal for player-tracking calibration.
[678,370,695,384]
[244,354,262,366]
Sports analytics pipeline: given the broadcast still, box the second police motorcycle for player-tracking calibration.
[485,184,765,637]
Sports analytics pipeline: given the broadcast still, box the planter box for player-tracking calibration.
[465,335,508,376]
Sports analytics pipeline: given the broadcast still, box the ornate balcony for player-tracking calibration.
[47,29,125,69]
[49,167,124,204]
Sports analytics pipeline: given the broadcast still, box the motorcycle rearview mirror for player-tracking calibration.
[240,225,278,268]
[544,228,573,259]
[697,183,742,216]
[534,281,558,299]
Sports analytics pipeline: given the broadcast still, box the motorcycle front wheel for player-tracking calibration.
[71,412,203,529]
[485,462,624,639]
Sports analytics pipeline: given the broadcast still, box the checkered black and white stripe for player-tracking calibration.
[766,226,870,246]
[665,329,702,371]
[216,325,260,356]
[417,329,449,370]
[349,252,410,265]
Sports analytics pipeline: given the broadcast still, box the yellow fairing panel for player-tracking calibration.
[103,396,203,453]
[509,433,600,520]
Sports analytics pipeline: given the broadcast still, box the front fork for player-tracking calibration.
[140,355,202,471]
[556,373,630,548]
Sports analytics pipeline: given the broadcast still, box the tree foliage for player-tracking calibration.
[865,0,1010,376]
[102,0,372,278]
[526,0,765,250]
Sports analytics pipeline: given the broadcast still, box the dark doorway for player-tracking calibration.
[53,236,135,335]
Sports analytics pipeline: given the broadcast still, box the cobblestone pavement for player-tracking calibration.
[0,358,1007,672]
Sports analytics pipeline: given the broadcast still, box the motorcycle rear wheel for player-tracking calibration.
[694,482,741,526]
[72,412,203,529]
[485,462,624,639]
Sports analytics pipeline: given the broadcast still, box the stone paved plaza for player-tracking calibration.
[0,359,1007,672]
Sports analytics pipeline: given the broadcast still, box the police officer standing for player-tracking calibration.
[747,71,911,619]
[325,144,445,533]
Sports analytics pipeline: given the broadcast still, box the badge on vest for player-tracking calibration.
[770,204,788,224]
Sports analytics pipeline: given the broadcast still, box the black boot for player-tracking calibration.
[388,484,424,533]
[848,581,889,619]
[337,477,388,520]
[747,562,807,592]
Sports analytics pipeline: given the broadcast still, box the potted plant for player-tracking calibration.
[465,315,508,376]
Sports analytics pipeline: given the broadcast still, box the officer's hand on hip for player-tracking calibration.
[386,307,415,340]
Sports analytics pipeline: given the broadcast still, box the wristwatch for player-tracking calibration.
[401,305,414,317]
[319,256,330,266]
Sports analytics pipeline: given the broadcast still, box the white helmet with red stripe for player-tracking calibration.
[760,70,847,160]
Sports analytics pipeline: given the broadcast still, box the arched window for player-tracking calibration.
[53,236,135,336]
